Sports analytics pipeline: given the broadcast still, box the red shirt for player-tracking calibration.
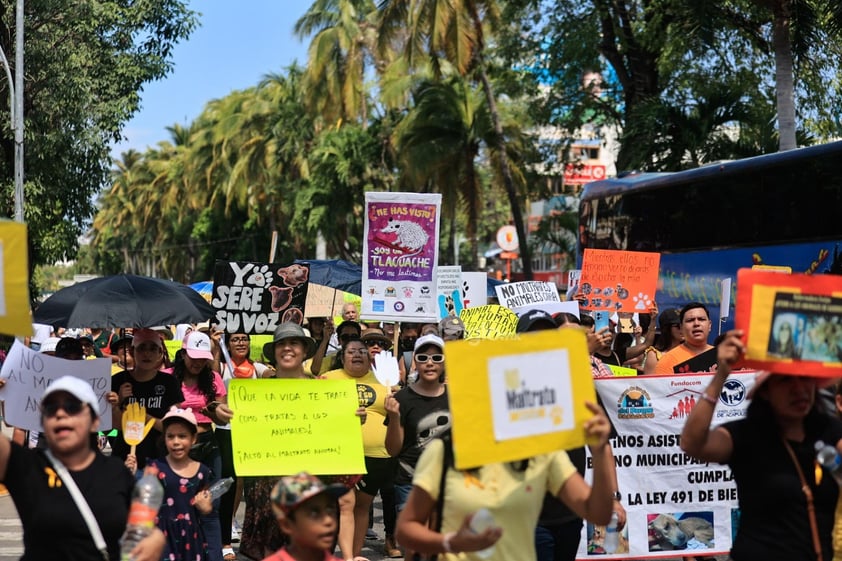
[262,547,343,561]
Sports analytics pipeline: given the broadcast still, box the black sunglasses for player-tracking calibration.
[415,353,445,364]
[364,339,391,348]
[41,398,86,417]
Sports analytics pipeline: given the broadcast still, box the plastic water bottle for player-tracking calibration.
[120,465,164,560]
[207,477,234,500]
[816,441,842,485]
[603,511,620,553]
[469,508,497,559]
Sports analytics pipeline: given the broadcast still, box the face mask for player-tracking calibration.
[400,337,417,352]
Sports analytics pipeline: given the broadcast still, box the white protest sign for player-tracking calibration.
[436,265,462,318]
[577,373,755,558]
[0,341,112,432]
[512,301,580,319]
[720,278,732,320]
[495,280,560,309]
[461,272,488,309]
[487,349,575,441]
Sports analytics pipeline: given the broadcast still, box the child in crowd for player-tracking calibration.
[264,472,351,561]
[126,406,213,560]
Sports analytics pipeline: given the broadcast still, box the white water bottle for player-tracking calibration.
[816,441,842,485]
[207,477,234,500]
[120,465,164,560]
[603,511,620,554]
[469,508,497,559]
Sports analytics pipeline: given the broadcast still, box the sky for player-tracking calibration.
[112,0,314,156]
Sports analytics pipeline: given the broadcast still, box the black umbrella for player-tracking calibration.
[34,274,215,328]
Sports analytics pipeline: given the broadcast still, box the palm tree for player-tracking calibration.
[377,0,535,278]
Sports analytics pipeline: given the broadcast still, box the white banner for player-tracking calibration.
[495,280,560,309]
[362,192,442,322]
[461,272,488,309]
[576,372,756,559]
[0,341,112,432]
[437,265,462,318]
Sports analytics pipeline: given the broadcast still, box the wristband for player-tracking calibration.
[442,531,457,554]
[700,393,718,405]
[611,491,622,502]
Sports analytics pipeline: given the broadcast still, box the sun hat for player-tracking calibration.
[132,328,163,349]
[41,376,100,417]
[516,309,558,333]
[162,406,198,428]
[360,328,392,347]
[262,322,317,361]
[270,472,349,518]
[439,316,465,339]
[183,330,214,360]
[414,333,445,353]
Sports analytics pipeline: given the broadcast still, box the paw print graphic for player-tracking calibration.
[461,280,470,298]
[246,264,273,287]
[633,292,653,311]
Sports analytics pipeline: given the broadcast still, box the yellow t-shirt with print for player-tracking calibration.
[412,438,577,561]
[323,368,389,458]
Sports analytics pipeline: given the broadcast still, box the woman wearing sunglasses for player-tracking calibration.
[0,375,165,560]
[384,334,452,561]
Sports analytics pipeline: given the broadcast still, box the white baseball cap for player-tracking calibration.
[41,376,100,417]
[183,330,214,360]
[414,334,445,353]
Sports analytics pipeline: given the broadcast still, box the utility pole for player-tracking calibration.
[13,0,24,223]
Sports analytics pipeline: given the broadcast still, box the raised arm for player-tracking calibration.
[625,306,659,360]
[384,394,404,457]
[680,330,741,463]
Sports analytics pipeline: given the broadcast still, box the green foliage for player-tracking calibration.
[0,0,197,269]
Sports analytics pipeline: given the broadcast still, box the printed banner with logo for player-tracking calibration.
[579,249,660,312]
[361,192,441,322]
[575,372,756,559]
[212,261,310,334]
[736,268,842,377]
[446,329,594,469]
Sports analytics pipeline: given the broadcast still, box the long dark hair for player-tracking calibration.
[172,349,216,404]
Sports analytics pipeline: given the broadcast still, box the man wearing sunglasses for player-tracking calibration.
[384,334,452,560]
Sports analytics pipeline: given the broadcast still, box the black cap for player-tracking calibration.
[516,309,557,333]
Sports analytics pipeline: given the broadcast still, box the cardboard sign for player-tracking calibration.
[495,281,560,309]
[229,378,366,476]
[579,249,661,312]
[0,221,31,337]
[459,305,518,339]
[446,329,595,469]
[361,192,442,322]
[461,272,489,309]
[0,341,112,431]
[304,284,347,318]
[437,266,463,318]
[212,261,310,334]
[735,268,842,377]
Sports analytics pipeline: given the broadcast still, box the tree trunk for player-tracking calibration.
[772,1,797,151]
[476,65,533,279]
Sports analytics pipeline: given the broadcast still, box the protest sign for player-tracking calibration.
[361,192,441,322]
[446,329,594,469]
[459,305,518,339]
[579,249,660,312]
[304,283,347,318]
[212,261,310,334]
[461,272,488,308]
[512,301,581,319]
[495,280,560,309]
[0,221,31,337]
[229,378,366,476]
[0,341,112,431]
[437,265,463,318]
[673,348,717,373]
[577,372,756,558]
[735,268,842,377]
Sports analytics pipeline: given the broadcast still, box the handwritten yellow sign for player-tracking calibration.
[446,329,595,469]
[459,305,518,339]
[229,378,366,476]
[0,221,30,337]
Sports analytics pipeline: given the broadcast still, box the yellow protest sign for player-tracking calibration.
[459,305,518,339]
[446,329,595,469]
[229,378,366,476]
[0,221,30,337]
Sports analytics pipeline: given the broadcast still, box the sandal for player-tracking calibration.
[222,547,237,561]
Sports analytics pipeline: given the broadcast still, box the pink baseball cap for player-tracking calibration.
[183,330,214,361]
[162,406,198,428]
[132,328,163,349]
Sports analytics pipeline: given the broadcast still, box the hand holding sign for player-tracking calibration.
[122,402,155,455]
